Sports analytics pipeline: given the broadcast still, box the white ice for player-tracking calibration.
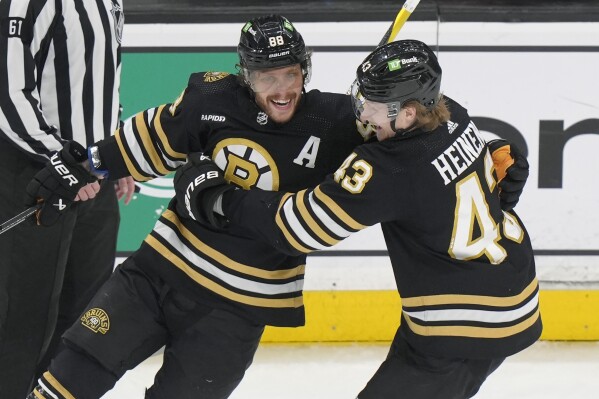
[101,341,599,398]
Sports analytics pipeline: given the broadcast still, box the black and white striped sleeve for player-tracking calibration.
[96,104,190,181]
[223,185,369,256]
[222,151,397,255]
[0,0,63,162]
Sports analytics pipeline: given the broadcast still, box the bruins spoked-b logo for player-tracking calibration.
[212,139,279,190]
[204,72,229,82]
[81,308,110,334]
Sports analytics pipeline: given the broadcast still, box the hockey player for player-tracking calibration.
[25,14,370,399]
[26,15,527,399]
[176,40,539,399]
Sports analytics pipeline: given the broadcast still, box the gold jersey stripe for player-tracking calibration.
[402,278,539,308]
[153,105,187,160]
[404,307,540,339]
[32,390,46,399]
[135,113,171,175]
[114,127,152,181]
[145,235,304,308]
[42,371,76,399]
[162,210,305,280]
[296,189,340,246]
[314,186,367,231]
[275,193,313,254]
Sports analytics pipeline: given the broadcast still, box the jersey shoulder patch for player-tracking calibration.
[188,71,237,93]
[168,72,236,116]
[203,71,230,82]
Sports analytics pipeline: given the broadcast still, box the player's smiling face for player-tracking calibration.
[249,64,303,124]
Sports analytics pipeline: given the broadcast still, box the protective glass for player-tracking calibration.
[350,79,400,124]
[247,67,302,93]
[350,79,367,120]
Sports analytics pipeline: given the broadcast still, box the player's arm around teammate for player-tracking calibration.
[181,40,539,399]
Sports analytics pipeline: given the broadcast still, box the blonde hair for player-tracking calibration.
[405,96,450,132]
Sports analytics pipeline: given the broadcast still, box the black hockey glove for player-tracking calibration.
[174,153,234,228]
[25,141,96,226]
[489,139,529,211]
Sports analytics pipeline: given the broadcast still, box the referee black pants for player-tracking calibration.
[0,141,119,399]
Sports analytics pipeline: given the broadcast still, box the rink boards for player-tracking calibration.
[260,256,599,342]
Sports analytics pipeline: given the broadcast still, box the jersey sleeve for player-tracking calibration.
[223,146,400,256]
[95,74,217,181]
[96,72,238,181]
[0,1,64,161]
[95,102,188,181]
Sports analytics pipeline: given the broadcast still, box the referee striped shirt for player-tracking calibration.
[0,0,124,163]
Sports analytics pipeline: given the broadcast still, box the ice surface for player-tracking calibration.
[101,341,599,398]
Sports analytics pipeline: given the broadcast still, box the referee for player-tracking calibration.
[0,1,134,397]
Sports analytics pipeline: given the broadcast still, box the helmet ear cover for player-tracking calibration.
[354,40,442,111]
[237,14,312,87]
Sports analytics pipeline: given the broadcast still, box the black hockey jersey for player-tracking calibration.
[223,97,542,358]
[97,72,367,326]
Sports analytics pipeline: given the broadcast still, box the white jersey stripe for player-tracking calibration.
[307,191,353,238]
[30,1,54,56]
[144,109,185,170]
[404,292,540,324]
[282,198,331,250]
[6,31,60,153]
[1,0,60,157]
[154,221,304,296]
[37,380,59,399]
[121,109,186,175]
[121,116,153,174]
[87,4,106,144]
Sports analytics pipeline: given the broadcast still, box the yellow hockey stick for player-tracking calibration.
[378,0,421,46]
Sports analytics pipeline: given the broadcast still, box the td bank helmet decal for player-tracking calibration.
[212,139,279,190]
[81,308,110,334]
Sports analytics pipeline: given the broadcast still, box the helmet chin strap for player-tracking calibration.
[389,118,417,136]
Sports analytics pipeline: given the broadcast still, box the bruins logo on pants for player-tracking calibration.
[81,308,110,334]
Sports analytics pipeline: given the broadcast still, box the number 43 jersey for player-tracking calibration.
[223,96,542,359]
[96,72,367,327]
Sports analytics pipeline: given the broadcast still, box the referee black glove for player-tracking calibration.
[25,141,96,226]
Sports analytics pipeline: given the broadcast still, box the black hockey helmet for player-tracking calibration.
[351,39,442,120]
[238,15,311,85]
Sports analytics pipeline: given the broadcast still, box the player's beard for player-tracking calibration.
[255,91,301,124]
